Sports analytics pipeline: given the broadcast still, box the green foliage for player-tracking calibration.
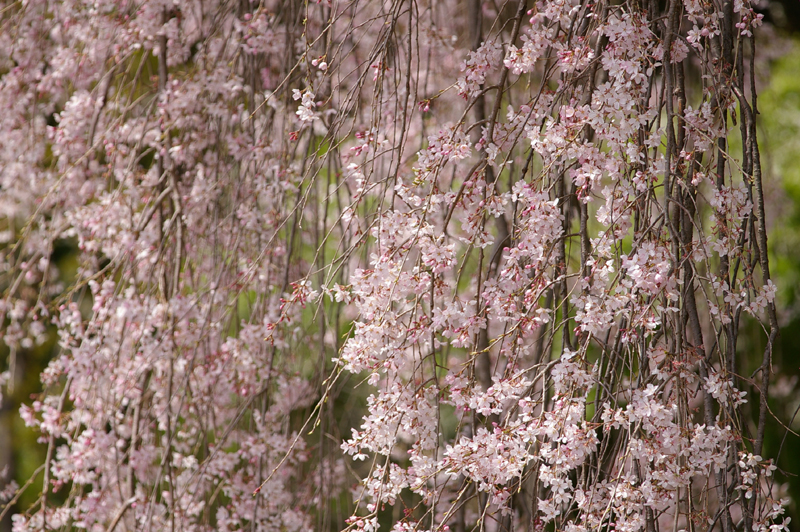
[760,39,800,308]
[751,36,800,523]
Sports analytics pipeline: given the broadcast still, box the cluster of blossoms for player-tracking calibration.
[456,40,502,98]
[0,0,788,532]
[0,0,358,530]
[293,89,318,123]
[331,0,786,530]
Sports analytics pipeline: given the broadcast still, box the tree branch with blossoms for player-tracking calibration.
[0,0,789,532]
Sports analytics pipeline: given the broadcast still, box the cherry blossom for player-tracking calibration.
[0,0,787,531]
